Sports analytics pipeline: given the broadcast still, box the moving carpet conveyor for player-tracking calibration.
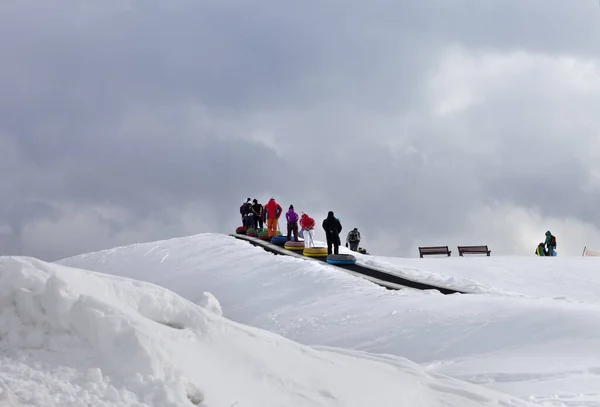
[229,234,466,295]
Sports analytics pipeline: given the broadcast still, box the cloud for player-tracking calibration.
[1,0,600,260]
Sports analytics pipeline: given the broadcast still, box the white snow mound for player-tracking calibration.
[0,256,536,407]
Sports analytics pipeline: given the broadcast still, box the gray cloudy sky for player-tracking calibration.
[2,0,600,260]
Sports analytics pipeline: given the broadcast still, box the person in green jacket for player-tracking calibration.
[535,242,547,256]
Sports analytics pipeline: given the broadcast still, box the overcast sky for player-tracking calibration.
[1,0,600,260]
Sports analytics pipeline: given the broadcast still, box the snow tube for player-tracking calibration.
[258,230,270,241]
[284,240,305,251]
[303,247,328,258]
[326,253,356,265]
[271,235,287,246]
[235,226,247,235]
[246,227,257,237]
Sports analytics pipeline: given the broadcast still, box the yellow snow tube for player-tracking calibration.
[303,247,328,257]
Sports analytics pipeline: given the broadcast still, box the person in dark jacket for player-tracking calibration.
[251,199,264,230]
[240,198,254,229]
[322,211,342,255]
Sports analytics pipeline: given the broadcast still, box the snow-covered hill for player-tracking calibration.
[0,256,534,407]
[60,233,600,406]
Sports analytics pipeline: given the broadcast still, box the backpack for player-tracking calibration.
[348,230,359,242]
[550,235,557,246]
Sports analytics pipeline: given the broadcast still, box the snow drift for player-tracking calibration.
[0,256,534,407]
[60,233,600,406]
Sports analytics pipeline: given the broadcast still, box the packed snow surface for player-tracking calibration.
[0,255,537,407]
[60,233,600,406]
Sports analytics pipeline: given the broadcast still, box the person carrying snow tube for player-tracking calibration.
[299,212,316,248]
[544,231,557,256]
[285,205,299,242]
[346,228,361,252]
[264,198,283,238]
[322,211,342,255]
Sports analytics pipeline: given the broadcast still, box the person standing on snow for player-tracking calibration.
[285,205,299,241]
[544,231,557,256]
[264,198,283,237]
[240,198,254,229]
[345,228,361,252]
[322,211,342,255]
[251,199,264,230]
[299,212,316,248]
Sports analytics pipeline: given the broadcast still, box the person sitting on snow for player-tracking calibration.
[299,212,316,247]
[345,228,361,252]
[535,242,547,256]
[285,205,299,242]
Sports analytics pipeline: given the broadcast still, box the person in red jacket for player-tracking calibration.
[299,212,316,247]
[264,198,283,237]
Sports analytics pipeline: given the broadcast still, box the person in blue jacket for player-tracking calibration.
[544,231,557,256]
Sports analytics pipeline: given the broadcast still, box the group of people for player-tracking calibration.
[239,197,363,255]
[535,230,557,256]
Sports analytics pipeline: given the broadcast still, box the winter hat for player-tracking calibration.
[289,205,294,209]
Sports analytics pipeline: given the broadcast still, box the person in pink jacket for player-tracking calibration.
[285,205,299,242]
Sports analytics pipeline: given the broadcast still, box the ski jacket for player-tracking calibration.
[264,199,282,219]
[347,229,361,243]
[300,214,315,230]
[544,231,557,248]
[535,244,546,256]
[251,203,263,218]
[240,201,252,216]
[322,212,342,237]
[286,209,299,224]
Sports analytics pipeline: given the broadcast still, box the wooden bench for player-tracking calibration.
[418,246,451,258]
[457,245,491,256]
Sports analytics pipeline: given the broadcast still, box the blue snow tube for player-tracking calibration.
[326,254,356,265]
[271,235,287,246]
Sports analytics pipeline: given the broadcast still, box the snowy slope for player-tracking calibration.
[59,233,600,406]
[0,256,534,407]
[363,254,600,302]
